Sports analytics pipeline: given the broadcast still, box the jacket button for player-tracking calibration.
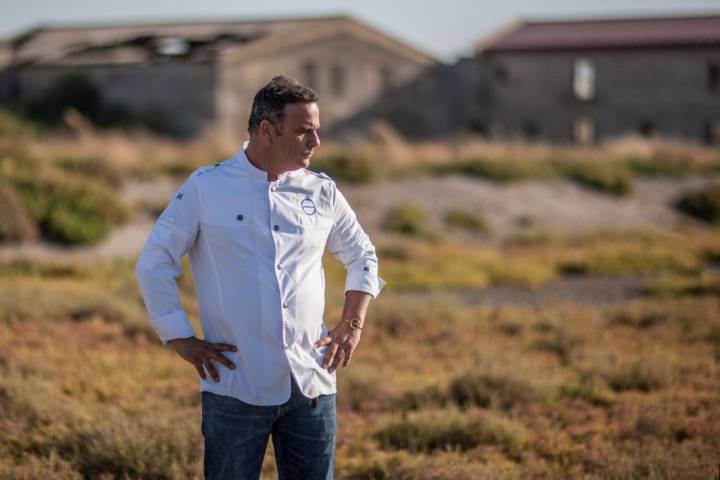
[277,264,282,270]
[273,225,280,231]
[236,214,244,221]
[363,266,369,271]
[282,302,288,308]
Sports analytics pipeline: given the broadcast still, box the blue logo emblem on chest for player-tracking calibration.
[301,198,317,215]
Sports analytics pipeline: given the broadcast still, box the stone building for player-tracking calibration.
[0,15,435,137]
[478,15,720,144]
[331,14,720,145]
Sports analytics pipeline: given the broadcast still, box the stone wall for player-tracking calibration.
[484,47,720,143]
[11,62,217,137]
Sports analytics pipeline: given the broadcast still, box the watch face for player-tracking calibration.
[350,318,361,329]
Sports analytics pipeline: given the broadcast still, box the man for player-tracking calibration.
[135,75,385,479]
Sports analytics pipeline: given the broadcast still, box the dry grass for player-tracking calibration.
[1,120,719,478]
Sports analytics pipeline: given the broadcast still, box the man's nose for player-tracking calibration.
[309,130,320,148]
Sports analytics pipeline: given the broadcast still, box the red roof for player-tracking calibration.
[480,15,720,52]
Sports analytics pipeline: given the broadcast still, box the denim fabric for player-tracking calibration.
[201,375,336,480]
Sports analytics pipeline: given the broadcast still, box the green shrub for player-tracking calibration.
[533,328,581,365]
[381,204,429,237]
[54,155,124,187]
[1,155,128,244]
[444,209,489,233]
[433,157,557,182]
[558,249,701,276]
[375,408,528,459]
[599,356,674,392]
[448,371,536,410]
[562,162,634,196]
[675,183,720,223]
[0,108,40,137]
[310,151,378,183]
[640,274,720,298]
[561,374,616,406]
[622,154,698,177]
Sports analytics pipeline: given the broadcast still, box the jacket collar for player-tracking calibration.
[234,141,298,183]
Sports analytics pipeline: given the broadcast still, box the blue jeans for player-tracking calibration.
[201,375,336,480]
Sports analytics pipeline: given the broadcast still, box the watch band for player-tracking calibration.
[346,318,363,330]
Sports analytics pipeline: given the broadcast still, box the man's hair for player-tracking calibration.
[247,75,318,135]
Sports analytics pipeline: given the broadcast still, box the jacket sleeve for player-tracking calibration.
[326,183,386,298]
[135,173,201,345]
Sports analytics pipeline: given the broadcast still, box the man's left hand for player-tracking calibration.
[314,321,362,373]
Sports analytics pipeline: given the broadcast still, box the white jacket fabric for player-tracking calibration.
[135,144,385,404]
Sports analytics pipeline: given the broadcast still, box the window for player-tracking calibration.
[330,64,345,96]
[573,58,595,101]
[708,63,720,93]
[573,116,595,144]
[302,62,318,90]
[156,37,189,56]
[379,67,393,90]
[522,121,539,140]
[638,120,655,137]
[493,64,509,84]
[704,119,720,144]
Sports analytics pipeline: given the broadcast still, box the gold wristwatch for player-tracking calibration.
[346,318,363,330]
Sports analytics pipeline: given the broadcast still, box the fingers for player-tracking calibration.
[314,336,332,348]
[194,342,237,382]
[212,343,237,352]
[322,342,340,370]
[193,361,207,380]
[328,347,345,373]
[204,358,220,382]
[342,347,354,369]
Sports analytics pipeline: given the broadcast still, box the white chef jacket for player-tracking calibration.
[135,143,385,404]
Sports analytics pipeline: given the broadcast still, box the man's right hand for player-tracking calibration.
[167,336,237,382]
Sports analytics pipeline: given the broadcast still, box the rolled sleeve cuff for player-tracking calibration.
[344,271,386,298]
[151,309,196,346]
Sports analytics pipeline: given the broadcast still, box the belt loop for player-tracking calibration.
[309,397,318,409]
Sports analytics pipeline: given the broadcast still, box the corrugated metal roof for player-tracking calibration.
[480,15,720,52]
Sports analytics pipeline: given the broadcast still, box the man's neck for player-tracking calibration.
[244,142,287,182]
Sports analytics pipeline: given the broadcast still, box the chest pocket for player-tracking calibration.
[297,213,333,254]
[200,205,255,254]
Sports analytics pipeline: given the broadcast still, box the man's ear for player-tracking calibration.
[259,120,275,145]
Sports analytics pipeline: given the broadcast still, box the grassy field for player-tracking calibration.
[1,230,718,479]
[1,114,719,478]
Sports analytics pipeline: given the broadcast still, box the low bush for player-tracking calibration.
[444,209,490,233]
[560,373,616,407]
[381,204,430,238]
[448,371,536,411]
[375,408,528,459]
[599,356,674,392]
[432,156,557,182]
[674,183,720,223]
[558,248,701,276]
[1,154,128,244]
[310,151,378,183]
[562,162,634,196]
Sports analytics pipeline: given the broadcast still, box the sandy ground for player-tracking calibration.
[341,174,719,245]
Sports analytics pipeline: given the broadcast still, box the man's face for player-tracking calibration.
[269,102,321,171]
